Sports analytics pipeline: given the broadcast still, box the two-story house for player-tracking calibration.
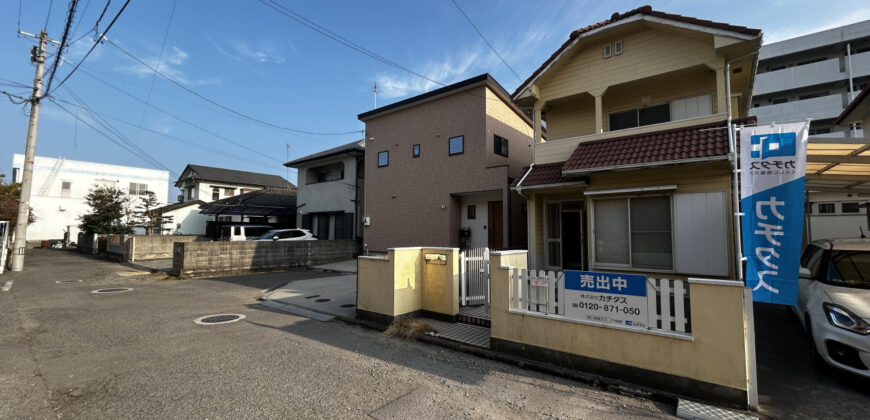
[174,164,295,204]
[284,139,365,241]
[512,6,761,279]
[358,74,533,252]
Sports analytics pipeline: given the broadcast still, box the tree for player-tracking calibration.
[0,175,36,231]
[131,191,173,235]
[78,185,133,234]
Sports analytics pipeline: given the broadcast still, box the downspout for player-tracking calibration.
[726,61,744,285]
[515,163,534,260]
[847,42,857,137]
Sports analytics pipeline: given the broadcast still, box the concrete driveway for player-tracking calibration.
[754,302,870,418]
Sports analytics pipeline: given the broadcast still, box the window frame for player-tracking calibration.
[614,40,623,55]
[818,203,836,214]
[377,151,389,168]
[412,144,420,158]
[590,194,676,272]
[212,187,220,201]
[467,205,476,220]
[608,102,671,131]
[603,43,612,58]
[842,202,860,213]
[494,135,509,157]
[448,135,464,156]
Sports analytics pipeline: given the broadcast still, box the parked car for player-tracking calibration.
[256,228,317,241]
[220,224,274,241]
[793,238,870,377]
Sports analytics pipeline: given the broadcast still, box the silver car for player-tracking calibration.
[793,238,870,378]
[256,229,317,241]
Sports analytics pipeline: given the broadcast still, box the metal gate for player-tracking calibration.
[460,247,490,306]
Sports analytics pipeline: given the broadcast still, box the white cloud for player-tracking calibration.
[208,36,287,64]
[116,45,218,85]
[764,8,870,43]
[375,48,485,99]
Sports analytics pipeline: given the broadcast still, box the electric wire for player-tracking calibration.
[70,0,92,39]
[105,37,363,136]
[44,0,55,30]
[74,66,297,164]
[134,0,177,143]
[450,0,522,82]
[92,0,111,37]
[44,0,130,97]
[17,0,23,32]
[44,0,80,94]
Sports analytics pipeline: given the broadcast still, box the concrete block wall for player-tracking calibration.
[132,235,207,260]
[172,240,360,277]
[76,233,107,255]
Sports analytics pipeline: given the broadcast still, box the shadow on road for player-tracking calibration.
[754,302,870,419]
[198,270,339,292]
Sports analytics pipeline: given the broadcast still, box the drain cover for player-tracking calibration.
[194,313,246,325]
[315,298,331,303]
[91,287,133,294]
[340,304,355,308]
[304,295,321,299]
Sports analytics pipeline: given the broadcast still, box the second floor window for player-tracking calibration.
[129,183,148,196]
[413,144,420,158]
[212,188,220,201]
[494,135,509,157]
[307,162,345,184]
[449,135,464,155]
[378,151,389,167]
[61,181,71,198]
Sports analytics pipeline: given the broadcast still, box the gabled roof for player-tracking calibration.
[562,118,754,175]
[834,88,870,126]
[358,73,531,126]
[199,187,297,216]
[284,139,365,167]
[512,5,762,99]
[175,164,294,188]
[151,200,206,214]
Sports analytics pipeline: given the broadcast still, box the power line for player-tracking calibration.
[44,0,130,97]
[450,0,521,82]
[74,66,298,164]
[70,0,92,38]
[105,37,363,137]
[134,0,177,144]
[44,0,55,30]
[44,0,80,94]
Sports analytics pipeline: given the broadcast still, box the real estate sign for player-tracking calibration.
[564,271,649,329]
[740,121,809,305]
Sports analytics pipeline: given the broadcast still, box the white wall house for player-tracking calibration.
[285,140,364,240]
[150,200,210,235]
[175,164,294,204]
[11,154,169,241]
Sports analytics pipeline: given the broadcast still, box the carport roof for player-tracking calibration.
[805,137,870,192]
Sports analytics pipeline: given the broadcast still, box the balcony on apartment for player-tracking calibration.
[754,51,870,96]
[750,91,860,123]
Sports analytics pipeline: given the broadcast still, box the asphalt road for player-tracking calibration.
[755,302,870,419]
[1,249,674,419]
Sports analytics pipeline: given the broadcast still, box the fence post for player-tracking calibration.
[546,270,556,314]
[514,268,523,310]
[674,279,686,333]
[460,250,467,306]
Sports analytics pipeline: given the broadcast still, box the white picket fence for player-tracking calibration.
[509,268,691,335]
[460,247,490,306]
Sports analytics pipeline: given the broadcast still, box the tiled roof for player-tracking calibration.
[562,119,754,174]
[512,6,761,99]
[834,88,870,125]
[512,162,574,188]
[199,187,297,216]
[177,164,295,188]
[284,139,365,167]
[151,200,205,214]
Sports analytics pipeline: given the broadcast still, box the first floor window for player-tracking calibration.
[378,151,389,167]
[842,202,860,213]
[594,196,672,270]
[467,205,476,219]
[818,203,835,214]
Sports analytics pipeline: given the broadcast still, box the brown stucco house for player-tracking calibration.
[358,74,533,252]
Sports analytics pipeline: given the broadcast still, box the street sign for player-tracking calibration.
[564,271,649,329]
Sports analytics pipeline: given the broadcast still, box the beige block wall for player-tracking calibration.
[363,85,531,252]
[421,248,459,315]
[490,252,750,393]
[393,248,423,315]
[357,256,395,316]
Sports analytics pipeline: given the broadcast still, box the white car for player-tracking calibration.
[793,238,870,378]
[256,229,317,241]
[219,224,274,241]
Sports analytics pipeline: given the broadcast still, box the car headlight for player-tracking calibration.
[823,303,870,335]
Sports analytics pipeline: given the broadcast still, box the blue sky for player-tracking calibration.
[1,0,869,200]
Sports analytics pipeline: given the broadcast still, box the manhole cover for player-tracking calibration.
[56,280,82,284]
[91,287,134,294]
[304,295,321,299]
[315,298,331,303]
[194,313,246,325]
[340,304,355,308]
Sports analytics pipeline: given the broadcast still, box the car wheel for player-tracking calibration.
[805,315,825,369]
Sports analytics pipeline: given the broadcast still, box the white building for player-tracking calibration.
[149,200,209,235]
[11,154,169,241]
[284,140,364,240]
[750,19,869,137]
[175,164,294,203]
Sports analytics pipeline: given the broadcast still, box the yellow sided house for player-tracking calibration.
[502,7,762,407]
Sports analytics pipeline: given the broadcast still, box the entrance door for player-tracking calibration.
[487,201,503,249]
[561,212,584,270]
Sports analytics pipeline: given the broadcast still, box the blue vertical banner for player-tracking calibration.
[740,121,809,305]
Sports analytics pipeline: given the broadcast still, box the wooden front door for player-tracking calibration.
[487,201,503,249]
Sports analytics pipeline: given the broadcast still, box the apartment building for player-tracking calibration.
[358,74,533,252]
[10,154,169,240]
[750,19,870,137]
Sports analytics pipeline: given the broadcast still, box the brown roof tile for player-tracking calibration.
[513,162,573,188]
[512,6,761,98]
[561,118,755,174]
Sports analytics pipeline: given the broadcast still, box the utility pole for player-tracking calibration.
[285,143,290,180]
[11,30,50,272]
[373,82,378,108]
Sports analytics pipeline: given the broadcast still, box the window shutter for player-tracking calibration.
[673,192,728,276]
[301,214,311,229]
